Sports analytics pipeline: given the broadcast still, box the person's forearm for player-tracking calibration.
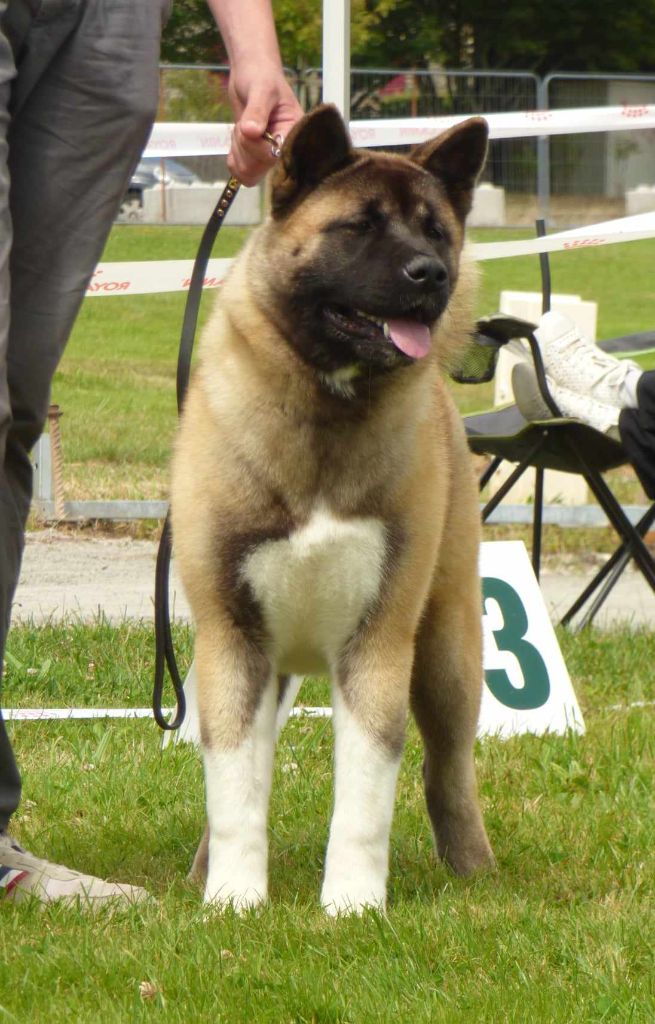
[204,0,302,184]
[206,0,284,67]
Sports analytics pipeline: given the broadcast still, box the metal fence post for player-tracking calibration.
[321,0,350,115]
[537,75,551,226]
[33,405,66,520]
[32,433,53,504]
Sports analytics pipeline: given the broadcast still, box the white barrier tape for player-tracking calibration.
[144,105,655,158]
[88,211,655,297]
[86,258,232,297]
[4,706,332,721]
[6,702,650,722]
[473,210,655,262]
[5,708,154,721]
[349,105,655,148]
[146,123,232,158]
[606,701,655,710]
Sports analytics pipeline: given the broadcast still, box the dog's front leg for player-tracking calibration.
[321,642,413,916]
[195,627,276,912]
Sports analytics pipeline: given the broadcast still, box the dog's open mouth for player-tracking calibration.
[322,305,432,360]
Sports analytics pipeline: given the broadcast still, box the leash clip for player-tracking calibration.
[262,129,283,158]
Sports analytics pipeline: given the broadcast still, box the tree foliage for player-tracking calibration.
[271,0,401,69]
[364,0,655,74]
[162,0,655,75]
[163,0,402,70]
[161,0,225,65]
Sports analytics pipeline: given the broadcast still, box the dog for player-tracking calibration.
[170,103,495,914]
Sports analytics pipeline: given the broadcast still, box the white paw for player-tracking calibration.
[320,875,387,917]
[203,879,267,914]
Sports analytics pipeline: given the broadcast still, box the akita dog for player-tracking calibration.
[170,104,495,913]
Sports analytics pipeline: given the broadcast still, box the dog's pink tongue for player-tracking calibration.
[386,318,431,359]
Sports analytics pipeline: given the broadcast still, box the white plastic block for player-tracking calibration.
[625,185,655,215]
[142,183,262,226]
[468,183,506,228]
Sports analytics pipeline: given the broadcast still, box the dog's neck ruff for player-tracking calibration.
[318,364,363,398]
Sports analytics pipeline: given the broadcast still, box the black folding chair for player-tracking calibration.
[454,314,655,631]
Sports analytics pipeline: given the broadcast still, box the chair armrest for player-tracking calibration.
[450,329,503,384]
[476,314,537,344]
[454,314,562,419]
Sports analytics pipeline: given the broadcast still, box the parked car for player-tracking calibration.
[120,157,200,219]
[138,157,200,187]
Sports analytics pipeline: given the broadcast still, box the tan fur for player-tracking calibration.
[170,107,494,902]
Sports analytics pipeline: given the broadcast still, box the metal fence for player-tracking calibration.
[153,64,655,227]
[539,73,655,225]
[345,68,540,198]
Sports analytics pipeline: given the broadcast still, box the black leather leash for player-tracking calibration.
[152,174,242,731]
[152,131,284,731]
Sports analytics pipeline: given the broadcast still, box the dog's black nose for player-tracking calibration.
[402,256,448,288]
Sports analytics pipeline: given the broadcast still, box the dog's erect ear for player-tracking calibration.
[270,104,354,217]
[411,117,489,221]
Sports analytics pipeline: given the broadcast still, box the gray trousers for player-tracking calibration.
[0,0,170,831]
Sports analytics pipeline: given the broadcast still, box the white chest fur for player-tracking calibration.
[242,508,386,674]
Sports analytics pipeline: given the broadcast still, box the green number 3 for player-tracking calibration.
[482,576,551,710]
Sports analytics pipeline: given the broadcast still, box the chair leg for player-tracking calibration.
[558,441,655,627]
[582,469,655,589]
[574,550,632,631]
[479,439,545,522]
[479,455,503,491]
[532,466,544,581]
[560,503,655,629]
[560,549,626,629]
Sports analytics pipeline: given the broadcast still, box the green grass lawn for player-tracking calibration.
[1,621,653,1021]
[52,226,250,503]
[52,225,655,506]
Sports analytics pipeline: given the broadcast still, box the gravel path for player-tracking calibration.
[13,531,190,624]
[12,530,655,628]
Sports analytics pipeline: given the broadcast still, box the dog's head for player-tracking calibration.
[254,104,488,388]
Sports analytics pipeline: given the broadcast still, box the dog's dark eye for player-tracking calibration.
[349,218,375,234]
[425,220,445,241]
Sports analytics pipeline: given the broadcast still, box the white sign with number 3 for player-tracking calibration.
[479,540,584,738]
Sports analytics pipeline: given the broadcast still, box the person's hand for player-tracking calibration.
[227,60,303,185]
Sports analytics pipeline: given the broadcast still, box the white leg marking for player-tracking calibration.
[204,680,277,911]
[275,675,303,738]
[321,688,403,915]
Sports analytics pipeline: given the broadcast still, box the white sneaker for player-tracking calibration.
[534,311,640,408]
[512,362,620,438]
[0,831,149,908]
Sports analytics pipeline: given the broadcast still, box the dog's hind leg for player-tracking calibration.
[410,576,495,878]
[195,624,277,911]
[188,825,209,885]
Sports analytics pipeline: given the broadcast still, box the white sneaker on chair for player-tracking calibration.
[534,311,640,407]
[512,362,621,439]
[0,831,149,908]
